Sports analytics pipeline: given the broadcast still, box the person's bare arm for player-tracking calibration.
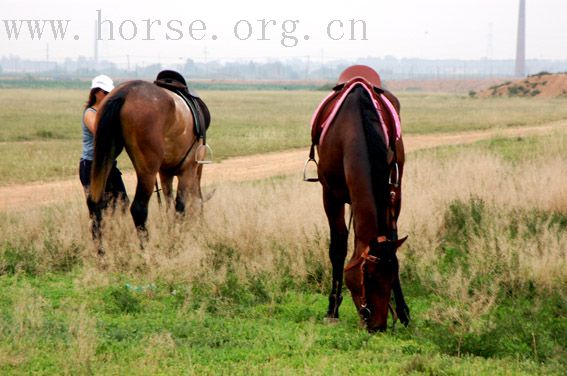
[83,110,97,134]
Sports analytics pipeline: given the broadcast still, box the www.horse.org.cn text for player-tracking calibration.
[1,10,368,48]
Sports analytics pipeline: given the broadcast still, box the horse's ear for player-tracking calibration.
[394,236,408,250]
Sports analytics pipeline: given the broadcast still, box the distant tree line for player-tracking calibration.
[2,55,567,81]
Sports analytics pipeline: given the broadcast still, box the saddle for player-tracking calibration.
[154,70,210,144]
[336,64,382,88]
[311,65,399,148]
[305,65,402,182]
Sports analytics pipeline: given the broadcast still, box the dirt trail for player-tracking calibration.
[1,121,566,213]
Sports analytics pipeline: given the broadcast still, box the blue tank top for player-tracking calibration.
[81,108,96,161]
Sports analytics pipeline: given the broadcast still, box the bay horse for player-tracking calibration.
[87,72,211,253]
[310,65,410,332]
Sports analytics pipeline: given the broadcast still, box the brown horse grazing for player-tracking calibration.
[310,65,410,332]
[87,76,210,252]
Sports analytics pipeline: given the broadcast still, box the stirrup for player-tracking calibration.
[195,143,213,164]
[303,158,319,182]
[389,162,399,187]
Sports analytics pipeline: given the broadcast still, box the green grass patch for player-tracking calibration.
[0,272,562,375]
[412,132,567,164]
[483,134,567,162]
[0,89,84,142]
[400,93,567,134]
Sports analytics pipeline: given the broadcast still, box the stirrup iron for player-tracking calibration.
[303,144,319,182]
[303,158,319,182]
[195,143,213,164]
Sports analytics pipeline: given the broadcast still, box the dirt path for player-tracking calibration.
[1,121,566,213]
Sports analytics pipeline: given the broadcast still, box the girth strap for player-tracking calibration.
[160,138,199,175]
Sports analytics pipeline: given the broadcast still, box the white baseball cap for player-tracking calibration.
[91,75,114,92]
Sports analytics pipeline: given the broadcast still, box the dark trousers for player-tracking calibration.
[80,159,129,209]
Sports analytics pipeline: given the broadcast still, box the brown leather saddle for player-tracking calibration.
[154,70,210,144]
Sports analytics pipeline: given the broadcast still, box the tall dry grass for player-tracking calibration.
[59,175,329,289]
[402,142,567,293]
[0,137,565,289]
[398,136,566,356]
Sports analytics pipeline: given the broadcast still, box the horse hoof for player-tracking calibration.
[95,255,108,270]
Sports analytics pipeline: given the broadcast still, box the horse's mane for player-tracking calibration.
[356,86,390,234]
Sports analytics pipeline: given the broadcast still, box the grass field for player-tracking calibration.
[0,89,566,374]
[2,88,567,185]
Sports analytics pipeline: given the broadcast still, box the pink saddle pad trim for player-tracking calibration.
[311,79,401,148]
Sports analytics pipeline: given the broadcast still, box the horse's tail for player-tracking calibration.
[89,92,127,203]
[357,86,390,234]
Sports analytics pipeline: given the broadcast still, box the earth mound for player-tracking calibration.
[479,72,567,98]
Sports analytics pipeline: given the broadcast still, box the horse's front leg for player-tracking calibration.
[323,188,348,320]
[175,162,203,217]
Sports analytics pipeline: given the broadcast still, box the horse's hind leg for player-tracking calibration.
[323,188,348,320]
[158,172,175,210]
[130,173,156,248]
[86,197,105,256]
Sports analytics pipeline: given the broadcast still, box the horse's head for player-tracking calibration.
[345,236,407,333]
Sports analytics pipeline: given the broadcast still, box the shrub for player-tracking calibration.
[415,197,567,360]
[0,242,39,276]
[103,286,141,314]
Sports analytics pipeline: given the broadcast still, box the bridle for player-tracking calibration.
[342,155,401,325]
[344,236,398,324]
[342,152,401,324]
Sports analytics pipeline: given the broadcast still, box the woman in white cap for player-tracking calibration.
[79,75,128,209]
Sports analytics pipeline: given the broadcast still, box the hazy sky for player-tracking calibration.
[1,0,566,65]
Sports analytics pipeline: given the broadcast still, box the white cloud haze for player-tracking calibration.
[1,0,566,64]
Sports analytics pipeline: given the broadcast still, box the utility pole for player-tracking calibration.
[515,0,526,77]
[94,20,99,67]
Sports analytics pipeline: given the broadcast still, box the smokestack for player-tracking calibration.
[515,0,526,77]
